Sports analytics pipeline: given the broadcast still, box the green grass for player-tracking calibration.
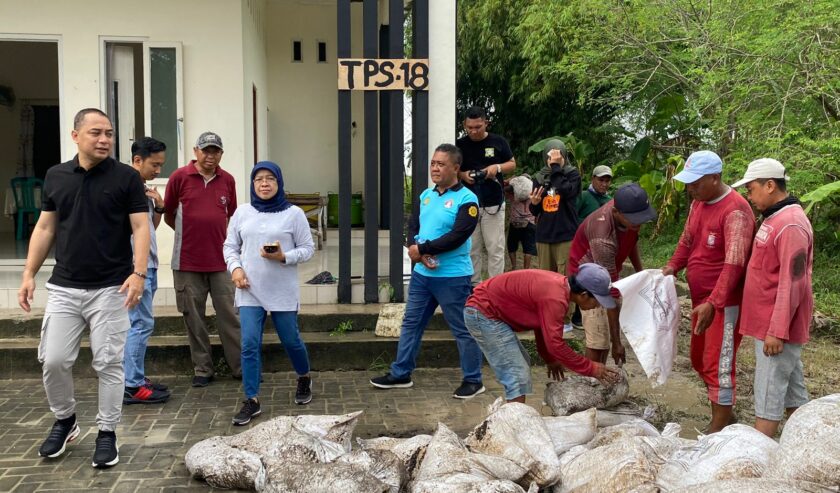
[329,320,354,337]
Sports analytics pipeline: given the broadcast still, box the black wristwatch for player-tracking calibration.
[154,206,165,214]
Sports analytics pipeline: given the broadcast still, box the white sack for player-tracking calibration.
[542,408,598,455]
[677,479,838,493]
[656,424,779,490]
[465,398,561,487]
[184,436,265,490]
[613,270,679,386]
[357,434,432,481]
[412,422,527,489]
[554,436,683,493]
[768,393,840,487]
[586,419,660,449]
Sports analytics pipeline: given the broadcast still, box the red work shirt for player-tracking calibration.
[567,200,639,281]
[466,271,595,377]
[666,189,754,308]
[164,161,237,272]
[740,204,813,344]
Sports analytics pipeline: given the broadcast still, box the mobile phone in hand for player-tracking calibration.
[263,244,279,253]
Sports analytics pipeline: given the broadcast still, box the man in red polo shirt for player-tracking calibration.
[663,150,754,433]
[164,132,241,387]
[568,183,655,365]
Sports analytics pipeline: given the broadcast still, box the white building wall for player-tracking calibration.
[264,0,367,198]
[242,0,269,182]
[0,0,249,269]
[428,0,457,156]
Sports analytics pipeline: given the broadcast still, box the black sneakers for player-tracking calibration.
[191,375,214,388]
[295,376,313,405]
[370,373,414,389]
[453,381,486,399]
[123,386,171,405]
[91,430,119,468]
[38,415,81,458]
[232,398,261,426]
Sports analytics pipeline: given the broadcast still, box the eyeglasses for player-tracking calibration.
[253,176,277,183]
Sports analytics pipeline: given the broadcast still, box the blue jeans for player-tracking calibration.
[239,307,310,399]
[390,272,482,383]
[464,306,533,400]
[124,268,157,388]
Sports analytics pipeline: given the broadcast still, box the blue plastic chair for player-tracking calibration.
[10,177,44,240]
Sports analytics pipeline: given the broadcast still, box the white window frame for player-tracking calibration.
[144,41,185,186]
[99,37,184,185]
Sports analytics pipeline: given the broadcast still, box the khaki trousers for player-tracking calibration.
[537,240,574,323]
[174,270,241,377]
[470,203,506,285]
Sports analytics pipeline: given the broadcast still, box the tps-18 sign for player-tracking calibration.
[338,58,429,91]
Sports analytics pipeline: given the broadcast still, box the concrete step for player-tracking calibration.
[0,304,453,339]
[0,330,539,379]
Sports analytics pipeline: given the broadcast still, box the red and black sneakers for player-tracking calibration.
[123,385,170,405]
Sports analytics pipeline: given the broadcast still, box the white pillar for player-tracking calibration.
[427,0,456,162]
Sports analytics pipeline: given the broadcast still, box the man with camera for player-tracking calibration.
[456,106,516,285]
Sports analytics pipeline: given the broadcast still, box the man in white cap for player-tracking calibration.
[464,263,621,403]
[662,150,754,433]
[577,165,614,220]
[732,158,813,437]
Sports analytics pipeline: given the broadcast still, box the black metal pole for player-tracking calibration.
[337,0,352,303]
[412,0,429,220]
[389,0,406,302]
[363,0,379,303]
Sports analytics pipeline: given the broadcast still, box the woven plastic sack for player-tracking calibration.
[613,270,679,386]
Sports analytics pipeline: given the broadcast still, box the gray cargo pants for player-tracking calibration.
[38,283,129,432]
[173,270,241,378]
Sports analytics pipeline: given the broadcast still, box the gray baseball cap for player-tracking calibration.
[195,131,223,150]
[575,263,616,309]
[592,165,613,177]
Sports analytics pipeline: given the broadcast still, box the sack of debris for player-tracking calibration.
[465,398,561,487]
[184,436,266,490]
[612,270,680,387]
[676,478,839,493]
[544,369,629,416]
[186,411,362,489]
[656,424,779,490]
[410,422,531,492]
[357,434,432,482]
[554,435,684,493]
[767,393,840,487]
[542,408,598,455]
[259,457,392,493]
[585,418,662,449]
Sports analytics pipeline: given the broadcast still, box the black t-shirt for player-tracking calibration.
[41,156,148,288]
[456,133,513,207]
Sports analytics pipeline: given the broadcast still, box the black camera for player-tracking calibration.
[468,169,488,182]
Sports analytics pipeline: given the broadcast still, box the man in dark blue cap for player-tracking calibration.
[568,183,657,364]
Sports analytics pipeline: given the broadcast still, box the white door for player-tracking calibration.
[106,44,137,162]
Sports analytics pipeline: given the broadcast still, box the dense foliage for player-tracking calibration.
[457,0,840,244]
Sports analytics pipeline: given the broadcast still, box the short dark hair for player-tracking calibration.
[755,177,787,192]
[568,275,591,297]
[131,137,167,160]
[73,108,111,130]
[434,143,463,167]
[465,106,487,120]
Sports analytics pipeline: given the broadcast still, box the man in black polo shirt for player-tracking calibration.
[456,106,516,285]
[18,108,149,469]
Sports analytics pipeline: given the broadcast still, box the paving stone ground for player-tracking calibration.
[0,368,553,492]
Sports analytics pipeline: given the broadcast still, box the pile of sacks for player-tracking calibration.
[185,391,840,493]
